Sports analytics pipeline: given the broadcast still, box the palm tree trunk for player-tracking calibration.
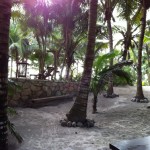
[65,62,71,80]
[146,45,150,85]
[92,95,97,114]
[105,0,116,97]
[135,2,146,100]
[39,57,45,79]
[106,18,114,96]
[66,0,98,122]
[10,58,13,77]
[107,19,113,66]
[63,9,73,80]
[122,21,132,61]
[0,1,12,149]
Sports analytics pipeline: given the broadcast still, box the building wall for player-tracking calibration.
[8,78,79,107]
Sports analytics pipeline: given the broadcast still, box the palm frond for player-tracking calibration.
[112,69,133,85]
[7,120,23,143]
[91,60,133,94]
[7,107,18,116]
[117,0,139,21]
[93,50,120,71]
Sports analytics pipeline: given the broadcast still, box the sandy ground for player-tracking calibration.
[8,86,150,150]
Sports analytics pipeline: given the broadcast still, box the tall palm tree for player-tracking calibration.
[23,0,53,79]
[116,0,141,61]
[66,0,98,123]
[132,0,149,102]
[102,0,118,97]
[51,0,87,80]
[0,1,12,149]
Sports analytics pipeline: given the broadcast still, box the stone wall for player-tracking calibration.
[8,78,79,107]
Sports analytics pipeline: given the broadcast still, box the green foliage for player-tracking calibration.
[93,50,120,74]
[7,107,18,116]
[9,22,33,60]
[91,51,120,95]
[72,73,82,82]
[7,121,23,143]
[113,68,134,86]
[8,79,21,97]
[91,50,133,97]
[114,75,129,86]
[29,50,53,68]
[116,0,140,21]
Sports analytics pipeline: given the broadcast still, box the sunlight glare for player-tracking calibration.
[37,0,52,6]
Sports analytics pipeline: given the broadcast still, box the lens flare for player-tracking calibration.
[37,0,52,6]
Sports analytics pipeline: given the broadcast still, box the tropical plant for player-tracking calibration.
[7,120,23,144]
[9,19,33,78]
[91,59,133,113]
[51,0,88,80]
[91,51,117,113]
[99,0,118,97]
[65,0,98,124]
[132,0,150,102]
[22,1,54,79]
[115,0,141,61]
[113,66,135,86]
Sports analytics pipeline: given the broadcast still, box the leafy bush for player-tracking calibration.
[113,66,135,86]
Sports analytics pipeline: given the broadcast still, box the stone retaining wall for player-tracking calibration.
[8,78,79,107]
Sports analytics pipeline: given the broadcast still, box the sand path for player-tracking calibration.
[9,86,150,150]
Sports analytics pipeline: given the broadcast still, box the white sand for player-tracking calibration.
[9,86,150,150]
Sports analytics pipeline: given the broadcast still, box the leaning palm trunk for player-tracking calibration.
[0,1,12,149]
[132,1,148,102]
[66,0,98,122]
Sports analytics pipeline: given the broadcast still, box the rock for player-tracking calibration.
[147,105,150,109]
[60,120,67,127]
[84,119,95,128]
[103,93,119,98]
[67,121,72,127]
[131,97,149,103]
[77,122,83,127]
[56,91,61,96]
[72,122,76,127]
[31,85,37,91]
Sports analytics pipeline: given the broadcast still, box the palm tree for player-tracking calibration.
[116,0,141,61]
[9,22,32,78]
[91,55,133,113]
[132,0,150,102]
[0,1,12,149]
[23,0,54,79]
[51,0,88,80]
[101,0,118,98]
[66,0,98,123]
[91,51,119,113]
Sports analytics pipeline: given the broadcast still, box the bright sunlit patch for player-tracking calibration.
[37,0,52,6]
